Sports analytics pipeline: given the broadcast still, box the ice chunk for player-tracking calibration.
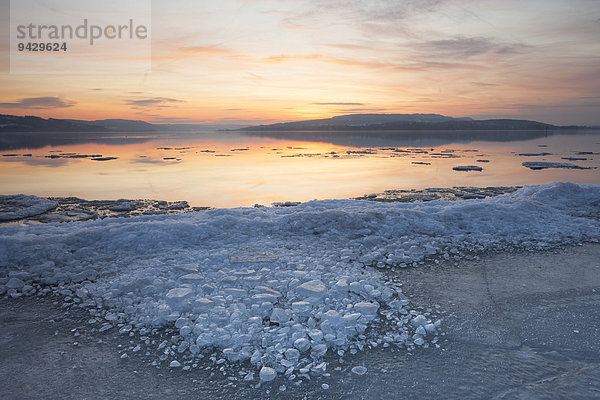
[259,366,277,382]
[224,288,247,298]
[308,329,323,342]
[165,288,193,305]
[176,263,198,273]
[284,348,300,363]
[291,301,312,316]
[179,273,205,283]
[6,277,25,289]
[169,360,181,368]
[310,343,328,358]
[294,338,311,352]
[270,308,291,324]
[411,315,428,327]
[297,279,327,298]
[351,366,367,375]
[0,195,58,221]
[251,293,278,303]
[109,202,137,212]
[354,302,379,317]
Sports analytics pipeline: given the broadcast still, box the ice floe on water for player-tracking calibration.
[522,161,590,170]
[452,165,482,171]
[1,183,600,385]
[0,194,58,221]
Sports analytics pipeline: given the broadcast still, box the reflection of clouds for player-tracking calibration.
[1,156,69,167]
[130,157,168,164]
[242,130,592,148]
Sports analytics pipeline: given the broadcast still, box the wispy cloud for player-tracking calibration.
[471,81,499,87]
[416,37,531,59]
[149,116,201,123]
[178,46,232,54]
[235,53,485,71]
[0,96,75,109]
[313,102,364,106]
[125,97,186,109]
[339,108,387,113]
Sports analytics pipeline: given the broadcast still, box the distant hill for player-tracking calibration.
[0,114,109,132]
[0,114,235,132]
[0,113,577,133]
[65,118,158,131]
[240,113,557,131]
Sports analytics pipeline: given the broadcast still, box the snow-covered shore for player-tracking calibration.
[1,182,599,385]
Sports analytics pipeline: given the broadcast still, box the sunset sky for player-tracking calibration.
[1,0,599,125]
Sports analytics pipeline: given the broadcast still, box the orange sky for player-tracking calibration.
[1,0,599,125]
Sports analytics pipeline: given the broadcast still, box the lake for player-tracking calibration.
[1,129,599,207]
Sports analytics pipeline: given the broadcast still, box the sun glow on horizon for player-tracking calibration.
[1,0,599,125]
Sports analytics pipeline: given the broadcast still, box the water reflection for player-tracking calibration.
[241,129,594,148]
[0,131,154,151]
[0,129,598,207]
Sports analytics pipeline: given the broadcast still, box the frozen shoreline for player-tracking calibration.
[1,243,599,399]
[0,186,520,224]
[1,182,599,394]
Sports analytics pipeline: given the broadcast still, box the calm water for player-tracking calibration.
[1,129,599,207]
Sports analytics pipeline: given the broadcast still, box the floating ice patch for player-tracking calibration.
[518,152,552,156]
[0,183,599,384]
[0,194,58,221]
[522,161,588,170]
[91,157,118,161]
[452,165,482,171]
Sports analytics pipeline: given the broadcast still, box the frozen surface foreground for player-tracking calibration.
[1,182,599,385]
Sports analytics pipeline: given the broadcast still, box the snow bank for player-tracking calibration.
[0,182,599,382]
[0,194,58,221]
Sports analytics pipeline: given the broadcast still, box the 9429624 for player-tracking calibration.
[17,42,67,52]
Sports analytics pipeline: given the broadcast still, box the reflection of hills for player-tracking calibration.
[0,132,153,151]
[240,114,559,131]
[241,129,595,148]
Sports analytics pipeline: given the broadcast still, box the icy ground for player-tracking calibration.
[1,182,599,386]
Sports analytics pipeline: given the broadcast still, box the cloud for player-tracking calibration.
[149,116,203,123]
[339,108,388,113]
[326,43,377,51]
[178,46,232,54]
[0,96,75,109]
[313,102,365,106]
[417,37,530,59]
[125,97,186,109]
[236,53,483,72]
[471,81,499,87]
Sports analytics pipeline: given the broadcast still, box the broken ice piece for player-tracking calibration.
[297,279,326,298]
[259,366,277,382]
[351,366,367,375]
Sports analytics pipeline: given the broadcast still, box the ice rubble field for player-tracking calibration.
[1,182,600,384]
